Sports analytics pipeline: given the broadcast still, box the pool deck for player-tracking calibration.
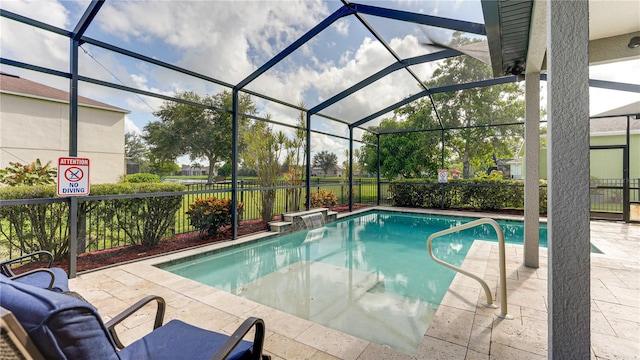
[69,207,640,359]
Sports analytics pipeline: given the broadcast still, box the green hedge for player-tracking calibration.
[0,183,184,259]
[389,179,547,213]
[122,173,162,183]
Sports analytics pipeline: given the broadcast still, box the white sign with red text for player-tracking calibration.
[57,157,90,196]
[438,169,448,183]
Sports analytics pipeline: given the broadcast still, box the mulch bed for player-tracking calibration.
[48,204,370,273]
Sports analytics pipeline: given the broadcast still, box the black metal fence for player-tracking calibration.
[2,177,636,261]
[0,179,380,259]
[589,178,639,218]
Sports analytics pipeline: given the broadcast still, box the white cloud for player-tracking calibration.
[1,0,69,28]
[332,19,350,36]
[94,1,330,84]
[124,116,142,134]
[6,0,637,164]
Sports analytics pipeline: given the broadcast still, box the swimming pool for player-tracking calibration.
[159,210,547,353]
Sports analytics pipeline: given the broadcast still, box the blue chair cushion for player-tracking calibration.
[119,319,254,360]
[13,267,69,292]
[0,275,119,360]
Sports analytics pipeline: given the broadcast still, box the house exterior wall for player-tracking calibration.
[590,132,640,179]
[536,132,639,179]
[0,93,126,184]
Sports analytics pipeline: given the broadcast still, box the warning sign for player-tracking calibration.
[57,157,90,196]
[438,169,448,183]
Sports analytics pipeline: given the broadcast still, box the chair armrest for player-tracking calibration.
[0,251,54,276]
[210,317,267,360]
[10,269,56,290]
[0,307,45,360]
[105,295,166,349]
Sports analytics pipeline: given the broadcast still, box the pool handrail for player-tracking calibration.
[426,218,512,319]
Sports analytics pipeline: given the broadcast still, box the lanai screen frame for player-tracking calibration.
[1,0,636,245]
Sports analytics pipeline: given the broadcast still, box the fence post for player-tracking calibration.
[285,187,289,213]
[240,180,244,203]
[68,197,78,278]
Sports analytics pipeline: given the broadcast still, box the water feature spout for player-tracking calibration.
[300,213,325,229]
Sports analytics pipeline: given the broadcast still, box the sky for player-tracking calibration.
[1,0,639,166]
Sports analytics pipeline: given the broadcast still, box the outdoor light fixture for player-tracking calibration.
[506,61,524,76]
[628,36,640,49]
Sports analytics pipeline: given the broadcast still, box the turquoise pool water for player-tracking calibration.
[159,211,548,353]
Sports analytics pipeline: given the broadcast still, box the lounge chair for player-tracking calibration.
[0,250,69,292]
[0,276,269,359]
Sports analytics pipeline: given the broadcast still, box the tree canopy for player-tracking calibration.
[143,90,256,182]
[359,107,441,179]
[125,132,149,172]
[313,151,338,177]
[359,33,525,179]
[427,35,525,178]
[242,116,285,222]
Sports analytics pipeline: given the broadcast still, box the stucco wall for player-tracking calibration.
[0,93,125,184]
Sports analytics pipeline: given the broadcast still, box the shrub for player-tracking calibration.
[310,190,338,208]
[0,185,68,259]
[0,159,57,186]
[186,197,244,238]
[122,173,161,183]
[389,178,546,214]
[112,183,184,246]
[0,182,185,257]
[389,181,425,207]
[458,178,517,210]
[539,180,548,214]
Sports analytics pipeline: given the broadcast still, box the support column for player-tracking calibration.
[231,89,239,239]
[305,113,312,210]
[523,72,540,268]
[376,134,381,205]
[547,0,591,358]
[348,127,354,212]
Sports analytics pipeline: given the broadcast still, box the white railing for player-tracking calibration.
[427,218,512,319]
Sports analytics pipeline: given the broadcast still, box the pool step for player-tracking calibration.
[268,221,291,233]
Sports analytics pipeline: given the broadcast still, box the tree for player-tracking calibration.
[217,162,231,177]
[144,90,256,183]
[125,132,149,172]
[360,33,525,179]
[342,148,360,202]
[242,117,285,222]
[425,33,525,178]
[313,151,337,177]
[125,132,147,160]
[283,103,307,211]
[359,110,441,179]
[148,156,180,177]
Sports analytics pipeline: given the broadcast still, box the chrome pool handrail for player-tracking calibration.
[427,218,512,319]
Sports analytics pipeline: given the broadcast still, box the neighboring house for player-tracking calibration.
[0,73,129,184]
[518,101,640,180]
[311,165,344,177]
[585,102,640,180]
[180,165,210,176]
[506,159,523,179]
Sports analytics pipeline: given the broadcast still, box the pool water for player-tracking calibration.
[159,211,548,354]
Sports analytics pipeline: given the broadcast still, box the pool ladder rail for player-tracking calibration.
[427,218,513,320]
